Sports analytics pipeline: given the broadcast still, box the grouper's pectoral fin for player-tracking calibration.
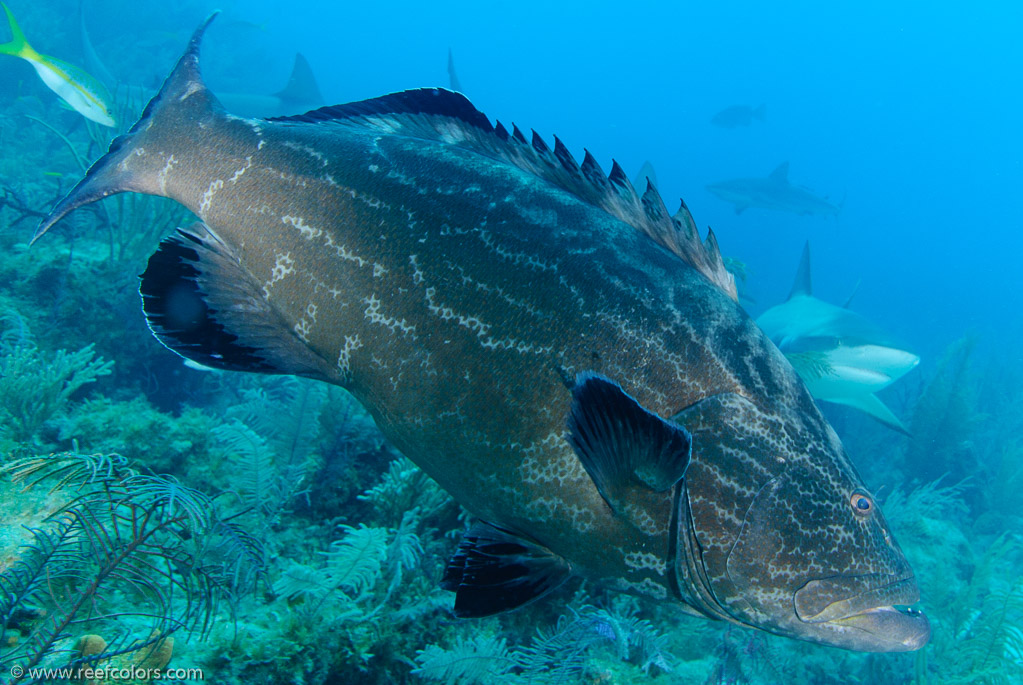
[441,521,571,617]
[567,372,692,514]
[140,222,332,380]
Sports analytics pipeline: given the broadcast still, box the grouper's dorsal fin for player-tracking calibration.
[788,240,812,299]
[269,88,738,301]
[34,12,223,243]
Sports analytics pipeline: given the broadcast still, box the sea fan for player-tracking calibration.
[906,338,980,483]
[270,523,389,623]
[214,420,282,521]
[358,456,452,526]
[215,378,327,527]
[0,341,112,443]
[322,524,388,599]
[0,452,265,680]
[413,635,517,684]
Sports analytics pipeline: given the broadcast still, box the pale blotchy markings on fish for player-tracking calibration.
[37,15,929,653]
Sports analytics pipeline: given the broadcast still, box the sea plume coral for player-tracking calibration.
[0,452,264,680]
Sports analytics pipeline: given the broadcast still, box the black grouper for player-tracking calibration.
[38,17,929,652]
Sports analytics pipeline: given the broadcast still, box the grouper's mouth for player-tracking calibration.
[794,575,930,652]
[824,604,930,651]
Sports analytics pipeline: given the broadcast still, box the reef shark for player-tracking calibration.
[757,243,919,434]
[706,162,839,217]
[37,16,929,652]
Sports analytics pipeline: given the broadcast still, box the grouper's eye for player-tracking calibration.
[850,491,874,515]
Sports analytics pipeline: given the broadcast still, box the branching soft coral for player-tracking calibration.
[0,452,264,680]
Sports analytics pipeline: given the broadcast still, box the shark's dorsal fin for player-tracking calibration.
[633,160,658,190]
[447,47,463,93]
[269,89,738,301]
[788,240,812,299]
[769,161,789,184]
[273,53,323,107]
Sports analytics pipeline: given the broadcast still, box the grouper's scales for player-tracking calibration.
[132,100,813,603]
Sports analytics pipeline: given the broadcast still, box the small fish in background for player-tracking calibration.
[0,2,115,127]
[756,242,920,434]
[706,161,840,217]
[710,103,766,128]
[447,48,463,93]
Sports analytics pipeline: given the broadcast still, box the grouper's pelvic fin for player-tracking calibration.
[33,12,223,244]
[140,223,334,380]
[269,89,737,301]
[442,521,571,617]
[567,373,692,514]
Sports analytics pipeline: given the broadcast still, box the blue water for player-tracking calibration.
[2,0,1022,683]
[124,0,1021,365]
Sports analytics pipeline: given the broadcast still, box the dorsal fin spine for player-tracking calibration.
[608,160,629,189]
[581,150,609,192]
[511,124,528,144]
[531,130,550,155]
[553,136,578,173]
[641,183,670,225]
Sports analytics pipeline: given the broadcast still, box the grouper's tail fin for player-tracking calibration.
[33,12,222,244]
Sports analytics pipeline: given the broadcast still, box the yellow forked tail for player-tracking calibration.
[0,1,34,58]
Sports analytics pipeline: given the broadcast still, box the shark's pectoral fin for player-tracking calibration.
[567,372,692,514]
[823,393,910,435]
[441,521,571,617]
[140,223,332,380]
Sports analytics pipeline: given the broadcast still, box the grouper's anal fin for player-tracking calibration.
[441,521,571,617]
[140,222,332,380]
[270,88,737,301]
[33,12,223,244]
[567,372,692,514]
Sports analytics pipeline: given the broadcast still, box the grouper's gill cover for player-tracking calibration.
[36,14,929,652]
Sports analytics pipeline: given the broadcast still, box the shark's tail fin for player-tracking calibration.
[34,13,222,243]
[0,2,35,59]
[274,53,323,110]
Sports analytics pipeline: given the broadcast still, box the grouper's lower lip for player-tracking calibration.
[828,605,931,651]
